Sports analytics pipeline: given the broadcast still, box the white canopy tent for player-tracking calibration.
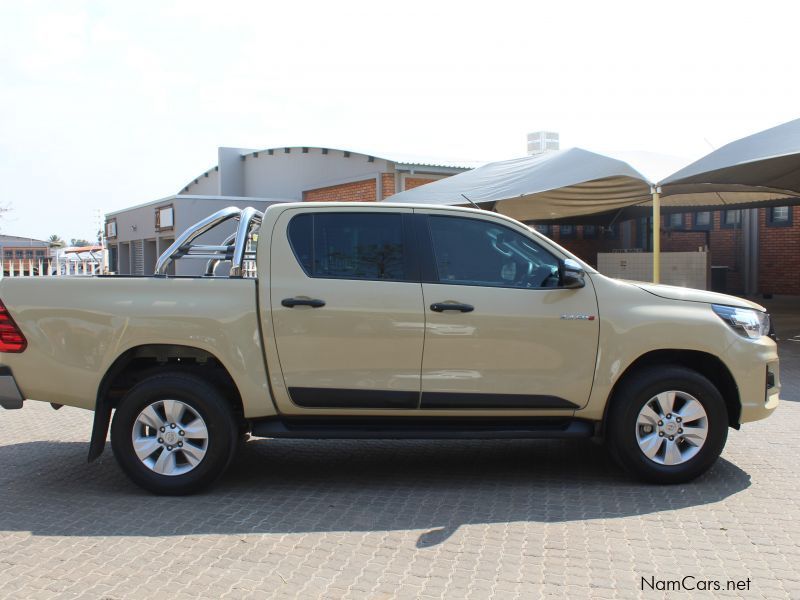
[384,147,654,221]
[386,118,800,283]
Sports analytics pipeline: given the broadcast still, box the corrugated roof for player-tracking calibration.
[179,146,481,193]
[0,234,49,247]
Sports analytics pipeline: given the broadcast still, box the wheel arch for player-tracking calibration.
[601,349,741,434]
[89,344,243,462]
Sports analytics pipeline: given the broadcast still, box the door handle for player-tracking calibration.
[282,297,326,308]
[430,302,474,313]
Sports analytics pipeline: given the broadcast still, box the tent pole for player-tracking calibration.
[651,186,661,283]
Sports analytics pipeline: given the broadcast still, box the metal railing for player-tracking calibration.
[1,254,105,277]
[154,206,263,277]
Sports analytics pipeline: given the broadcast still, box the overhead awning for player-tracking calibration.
[385,147,653,221]
[384,118,800,284]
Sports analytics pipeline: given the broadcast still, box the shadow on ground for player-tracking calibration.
[0,437,750,546]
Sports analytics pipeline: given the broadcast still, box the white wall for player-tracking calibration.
[180,147,392,199]
[598,252,710,290]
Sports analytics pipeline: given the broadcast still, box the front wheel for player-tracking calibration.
[111,372,237,495]
[606,366,728,484]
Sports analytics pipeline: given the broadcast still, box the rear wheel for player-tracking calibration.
[111,372,237,495]
[606,366,728,484]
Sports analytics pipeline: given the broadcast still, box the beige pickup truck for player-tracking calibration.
[0,203,780,494]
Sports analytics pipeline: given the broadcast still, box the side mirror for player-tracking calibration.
[560,258,586,289]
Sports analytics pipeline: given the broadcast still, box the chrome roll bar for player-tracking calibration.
[154,206,263,276]
[230,207,262,277]
[204,233,236,276]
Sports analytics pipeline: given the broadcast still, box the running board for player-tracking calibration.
[250,417,595,440]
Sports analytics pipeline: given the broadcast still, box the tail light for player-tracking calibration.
[0,300,26,353]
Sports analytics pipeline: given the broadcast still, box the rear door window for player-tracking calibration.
[288,212,406,281]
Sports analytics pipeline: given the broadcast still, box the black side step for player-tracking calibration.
[250,417,595,440]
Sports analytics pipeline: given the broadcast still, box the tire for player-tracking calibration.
[606,365,728,484]
[111,372,237,495]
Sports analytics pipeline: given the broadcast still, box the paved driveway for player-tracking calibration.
[1,304,799,599]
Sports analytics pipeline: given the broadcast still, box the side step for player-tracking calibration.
[251,417,595,440]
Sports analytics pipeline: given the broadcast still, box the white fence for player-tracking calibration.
[1,257,104,277]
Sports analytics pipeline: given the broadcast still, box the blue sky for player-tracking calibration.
[1,0,798,240]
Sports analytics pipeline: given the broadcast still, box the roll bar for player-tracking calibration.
[154,206,263,276]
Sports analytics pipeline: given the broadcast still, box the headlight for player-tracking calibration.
[712,304,770,339]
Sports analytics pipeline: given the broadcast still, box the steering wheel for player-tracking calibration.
[524,265,559,288]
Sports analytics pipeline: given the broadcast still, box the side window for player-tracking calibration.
[427,215,561,289]
[288,212,406,281]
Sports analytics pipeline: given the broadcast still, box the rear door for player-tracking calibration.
[268,206,425,414]
[415,209,600,412]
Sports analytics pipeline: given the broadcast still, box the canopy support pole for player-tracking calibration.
[651,186,661,283]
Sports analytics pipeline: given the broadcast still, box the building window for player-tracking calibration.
[667,213,685,230]
[559,224,576,239]
[692,211,712,231]
[105,219,117,239]
[3,251,12,259]
[767,206,792,227]
[532,224,551,236]
[156,205,174,232]
[600,224,619,240]
[721,210,742,228]
[582,225,597,239]
[35,250,45,258]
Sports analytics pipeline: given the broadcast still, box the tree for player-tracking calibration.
[70,238,91,247]
[48,235,65,248]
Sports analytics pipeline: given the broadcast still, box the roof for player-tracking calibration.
[64,245,103,253]
[0,234,49,248]
[105,194,294,218]
[237,146,479,170]
[180,146,478,193]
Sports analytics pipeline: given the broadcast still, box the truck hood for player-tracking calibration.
[629,282,766,312]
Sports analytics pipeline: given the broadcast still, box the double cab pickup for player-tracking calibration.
[0,203,780,494]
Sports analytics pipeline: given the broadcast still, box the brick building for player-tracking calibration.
[541,205,800,296]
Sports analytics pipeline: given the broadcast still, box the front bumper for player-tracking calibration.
[728,337,780,424]
[0,367,24,409]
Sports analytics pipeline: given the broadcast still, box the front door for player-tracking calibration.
[416,211,599,411]
[269,207,425,413]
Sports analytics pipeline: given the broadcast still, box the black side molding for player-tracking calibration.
[289,387,419,409]
[287,388,578,410]
[420,392,578,410]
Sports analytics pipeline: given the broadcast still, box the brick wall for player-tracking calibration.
[759,206,800,296]
[659,212,744,293]
[404,177,439,191]
[381,173,396,199]
[303,173,449,202]
[303,178,377,202]
[547,226,625,268]
[548,207,800,296]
